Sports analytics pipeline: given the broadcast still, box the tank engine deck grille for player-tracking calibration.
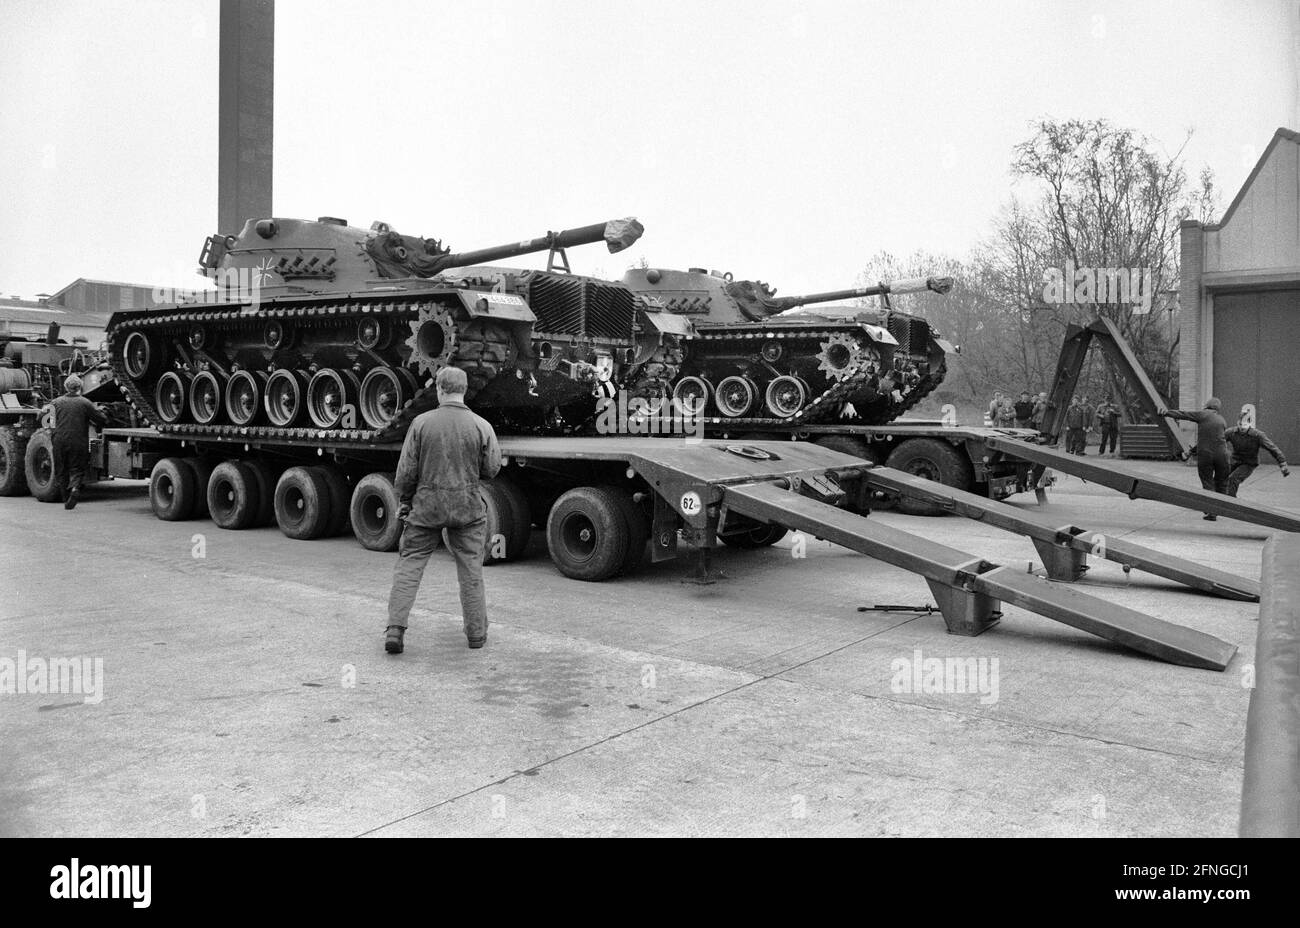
[521,273,635,341]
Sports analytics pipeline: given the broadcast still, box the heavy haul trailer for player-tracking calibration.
[59,425,1239,671]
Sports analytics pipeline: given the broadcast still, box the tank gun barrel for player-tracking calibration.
[727,275,953,319]
[434,217,644,272]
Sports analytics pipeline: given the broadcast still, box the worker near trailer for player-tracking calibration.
[1063,394,1089,454]
[1013,391,1035,428]
[1031,391,1049,430]
[38,374,107,510]
[987,391,1004,426]
[1096,399,1121,457]
[1157,397,1230,519]
[1224,406,1290,497]
[384,366,502,654]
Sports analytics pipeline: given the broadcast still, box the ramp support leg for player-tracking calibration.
[1030,538,1089,582]
[925,579,1001,636]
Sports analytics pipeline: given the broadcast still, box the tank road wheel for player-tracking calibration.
[23,429,60,503]
[274,466,334,540]
[189,371,224,425]
[719,523,789,548]
[715,376,759,418]
[264,370,309,426]
[149,457,199,521]
[244,458,278,527]
[207,460,262,530]
[350,472,403,552]
[121,331,155,381]
[311,465,352,536]
[884,437,973,517]
[482,476,533,564]
[599,485,650,576]
[225,370,268,426]
[545,486,630,582]
[307,370,361,430]
[154,372,191,424]
[359,367,419,430]
[671,376,712,416]
[0,426,28,496]
[764,375,809,418]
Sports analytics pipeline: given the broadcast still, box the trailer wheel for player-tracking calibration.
[23,430,61,502]
[0,426,28,496]
[885,438,972,516]
[150,457,199,521]
[274,466,333,540]
[312,465,352,536]
[719,523,789,548]
[244,458,278,527]
[599,486,650,575]
[546,486,630,581]
[482,477,532,564]
[183,458,215,519]
[350,472,403,552]
[207,460,261,530]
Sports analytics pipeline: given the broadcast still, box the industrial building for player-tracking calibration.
[1180,126,1300,459]
[0,278,169,347]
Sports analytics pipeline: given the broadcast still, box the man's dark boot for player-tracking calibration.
[385,625,405,654]
[1203,514,1217,521]
[467,636,486,650]
[64,488,80,510]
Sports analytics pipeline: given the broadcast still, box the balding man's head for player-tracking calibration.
[436,366,468,400]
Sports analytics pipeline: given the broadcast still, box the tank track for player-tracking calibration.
[107,295,512,445]
[645,324,920,427]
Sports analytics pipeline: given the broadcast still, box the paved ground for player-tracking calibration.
[1,457,1290,836]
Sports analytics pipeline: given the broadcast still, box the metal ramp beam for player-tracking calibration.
[723,480,1237,671]
[986,436,1300,533]
[861,465,1259,601]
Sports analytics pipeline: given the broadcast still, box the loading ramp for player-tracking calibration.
[858,463,1260,602]
[494,437,1237,670]
[985,436,1300,534]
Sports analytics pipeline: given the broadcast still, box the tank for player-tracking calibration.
[106,216,650,441]
[620,267,955,425]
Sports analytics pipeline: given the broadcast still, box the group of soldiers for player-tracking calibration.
[987,391,1048,430]
[988,390,1122,456]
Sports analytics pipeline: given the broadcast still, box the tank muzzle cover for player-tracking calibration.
[603,217,644,253]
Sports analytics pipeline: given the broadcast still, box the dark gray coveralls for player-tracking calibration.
[1166,407,1230,494]
[49,395,107,500]
[387,400,502,642]
[1225,427,1287,497]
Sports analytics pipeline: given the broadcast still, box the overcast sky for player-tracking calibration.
[1,0,1295,300]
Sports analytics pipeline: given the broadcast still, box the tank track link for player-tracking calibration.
[107,295,512,446]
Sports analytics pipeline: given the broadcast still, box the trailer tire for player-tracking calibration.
[150,457,199,521]
[275,466,333,540]
[546,486,629,582]
[350,472,403,552]
[24,429,60,502]
[244,458,278,527]
[599,485,650,575]
[813,434,882,463]
[719,523,789,548]
[885,438,972,516]
[207,460,261,530]
[0,426,29,496]
[183,457,215,519]
[482,477,531,564]
[312,465,352,536]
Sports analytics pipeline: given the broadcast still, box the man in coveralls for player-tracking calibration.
[40,374,107,510]
[1224,406,1290,496]
[385,366,502,654]
[1158,397,1230,519]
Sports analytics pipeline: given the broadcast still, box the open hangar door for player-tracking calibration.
[1212,288,1300,461]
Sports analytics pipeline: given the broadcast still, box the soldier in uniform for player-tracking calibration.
[1013,391,1035,428]
[1096,399,1121,457]
[1224,407,1290,496]
[1063,395,1088,454]
[39,374,107,509]
[1031,392,1049,430]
